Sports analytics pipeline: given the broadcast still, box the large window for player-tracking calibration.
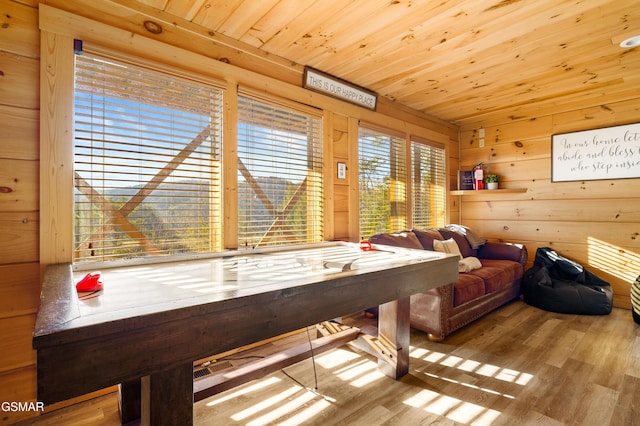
[358,128,447,239]
[73,52,223,263]
[358,126,407,238]
[411,139,446,229]
[237,95,323,248]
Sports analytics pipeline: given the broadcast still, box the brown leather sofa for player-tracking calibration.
[368,226,527,341]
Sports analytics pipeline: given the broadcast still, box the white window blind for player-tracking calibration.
[358,126,407,239]
[411,139,446,229]
[74,52,224,263]
[237,95,323,248]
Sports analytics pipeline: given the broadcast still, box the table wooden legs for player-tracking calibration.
[377,296,410,379]
[317,297,411,380]
[118,298,410,425]
[119,363,193,425]
[118,380,141,424]
[141,363,193,426]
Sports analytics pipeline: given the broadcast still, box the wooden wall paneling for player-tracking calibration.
[488,117,554,142]
[552,99,640,133]
[333,211,349,241]
[461,137,551,167]
[462,199,640,224]
[0,263,40,318]
[0,314,36,371]
[0,2,41,423]
[332,113,350,158]
[0,158,38,212]
[347,116,360,241]
[0,366,38,424]
[0,51,39,109]
[0,0,39,58]
[323,110,335,242]
[464,213,640,249]
[514,179,632,200]
[0,212,38,264]
[331,113,350,241]
[332,186,350,216]
[463,157,550,182]
[447,133,460,224]
[0,105,39,161]
[39,30,74,265]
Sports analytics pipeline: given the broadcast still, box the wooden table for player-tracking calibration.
[33,242,458,425]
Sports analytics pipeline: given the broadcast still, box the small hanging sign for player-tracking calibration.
[303,66,377,111]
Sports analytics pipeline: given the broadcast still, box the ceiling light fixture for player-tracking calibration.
[620,35,640,48]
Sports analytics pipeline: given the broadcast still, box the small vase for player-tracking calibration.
[487,182,498,190]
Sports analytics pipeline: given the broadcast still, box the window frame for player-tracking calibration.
[357,125,448,240]
[72,49,226,264]
[409,136,447,230]
[235,90,324,249]
[357,123,408,240]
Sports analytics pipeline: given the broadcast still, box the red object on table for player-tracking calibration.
[360,241,372,251]
[76,272,103,292]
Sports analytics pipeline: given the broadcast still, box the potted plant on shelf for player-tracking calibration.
[486,174,499,190]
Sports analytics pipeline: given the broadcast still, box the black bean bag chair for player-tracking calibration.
[632,275,640,324]
[522,247,613,315]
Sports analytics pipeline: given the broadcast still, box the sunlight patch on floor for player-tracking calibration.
[205,376,282,407]
[412,349,533,385]
[201,348,388,424]
[231,385,302,421]
[334,358,377,381]
[203,344,534,424]
[275,398,332,426]
[422,371,515,399]
[315,347,362,369]
[403,389,501,425]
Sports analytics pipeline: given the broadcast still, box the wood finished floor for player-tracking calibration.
[18,300,640,425]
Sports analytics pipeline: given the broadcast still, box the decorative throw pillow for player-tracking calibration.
[433,238,462,259]
[458,256,483,273]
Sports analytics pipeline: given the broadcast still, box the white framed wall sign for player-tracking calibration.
[551,122,640,182]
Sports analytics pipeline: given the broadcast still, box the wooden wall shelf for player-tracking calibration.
[450,188,527,196]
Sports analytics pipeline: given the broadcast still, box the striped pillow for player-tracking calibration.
[632,275,640,324]
[433,238,462,259]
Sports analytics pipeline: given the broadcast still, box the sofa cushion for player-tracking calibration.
[454,274,486,306]
[470,259,523,293]
[412,228,443,250]
[368,231,423,249]
[438,229,476,258]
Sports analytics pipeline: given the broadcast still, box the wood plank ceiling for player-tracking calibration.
[127,0,639,126]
